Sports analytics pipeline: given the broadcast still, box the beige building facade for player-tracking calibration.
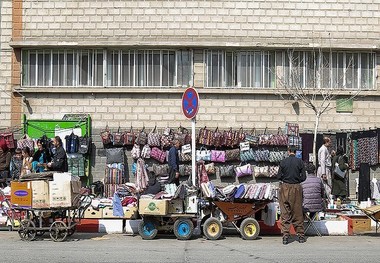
[1,0,380,185]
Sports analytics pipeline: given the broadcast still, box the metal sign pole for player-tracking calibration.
[191,116,196,186]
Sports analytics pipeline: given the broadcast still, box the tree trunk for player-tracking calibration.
[313,113,321,166]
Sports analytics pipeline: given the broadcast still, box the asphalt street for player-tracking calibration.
[0,231,380,263]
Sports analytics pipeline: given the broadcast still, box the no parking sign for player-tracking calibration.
[181,87,199,119]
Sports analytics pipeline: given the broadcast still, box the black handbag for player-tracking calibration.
[106,148,124,164]
[78,136,92,154]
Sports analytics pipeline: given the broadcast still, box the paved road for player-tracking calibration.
[0,231,379,263]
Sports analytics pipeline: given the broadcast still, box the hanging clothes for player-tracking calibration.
[336,133,348,154]
[135,158,149,192]
[371,178,380,200]
[300,133,313,163]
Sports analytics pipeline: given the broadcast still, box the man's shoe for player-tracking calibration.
[282,236,289,245]
[298,236,306,243]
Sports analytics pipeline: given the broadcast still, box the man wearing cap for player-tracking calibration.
[277,145,307,245]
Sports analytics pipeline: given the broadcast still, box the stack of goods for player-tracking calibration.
[104,163,124,198]
[201,182,277,202]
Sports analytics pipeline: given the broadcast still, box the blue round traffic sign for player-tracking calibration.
[182,87,199,119]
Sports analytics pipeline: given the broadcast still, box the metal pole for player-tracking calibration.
[191,116,196,186]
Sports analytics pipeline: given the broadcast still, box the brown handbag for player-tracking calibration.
[123,126,135,146]
[100,125,112,146]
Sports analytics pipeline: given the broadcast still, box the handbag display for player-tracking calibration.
[269,127,288,146]
[218,165,235,178]
[179,164,192,176]
[285,122,299,136]
[258,128,272,146]
[254,149,270,162]
[198,163,209,186]
[179,150,192,162]
[205,162,216,175]
[211,150,226,163]
[212,127,224,147]
[100,125,112,146]
[197,127,213,146]
[131,144,141,159]
[254,165,269,177]
[136,127,148,145]
[147,126,161,147]
[112,127,124,146]
[123,127,136,146]
[141,144,151,159]
[240,148,255,162]
[106,148,124,164]
[65,132,79,153]
[78,136,92,154]
[245,128,259,146]
[269,150,287,163]
[235,164,252,177]
[196,147,211,162]
[161,127,173,148]
[173,126,188,145]
[268,165,279,178]
[150,147,166,163]
[223,128,236,148]
[225,148,240,161]
[17,134,34,151]
[0,132,15,149]
[152,163,169,176]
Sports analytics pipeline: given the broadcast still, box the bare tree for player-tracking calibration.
[275,49,362,165]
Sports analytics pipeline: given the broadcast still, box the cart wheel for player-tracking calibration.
[173,219,194,240]
[240,218,260,240]
[49,221,68,242]
[203,217,222,240]
[18,219,37,241]
[138,219,158,240]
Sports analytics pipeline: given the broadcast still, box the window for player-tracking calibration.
[22,49,193,88]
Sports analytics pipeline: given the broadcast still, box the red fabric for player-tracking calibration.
[0,138,8,151]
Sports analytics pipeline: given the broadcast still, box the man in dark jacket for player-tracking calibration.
[301,163,325,215]
[277,145,307,244]
[47,136,68,172]
[168,139,181,186]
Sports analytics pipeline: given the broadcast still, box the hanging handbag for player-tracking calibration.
[106,148,124,164]
[100,125,112,146]
[225,148,240,161]
[141,144,151,159]
[268,166,280,178]
[285,122,299,136]
[245,128,259,146]
[205,162,216,175]
[131,144,141,159]
[223,128,236,148]
[179,164,192,176]
[240,148,256,162]
[197,127,213,146]
[147,126,161,147]
[196,147,211,162]
[235,127,246,145]
[153,163,169,176]
[211,150,226,163]
[254,165,269,177]
[78,136,92,154]
[112,127,124,146]
[212,127,224,148]
[269,150,287,163]
[179,150,192,162]
[17,134,34,151]
[235,163,252,177]
[161,127,173,148]
[198,162,209,186]
[136,127,148,145]
[258,128,272,146]
[0,132,15,149]
[173,126,187,145]
[254,149,270,162]
[218,165,235,178]
[123,126,136,146]
[150,147,166,163]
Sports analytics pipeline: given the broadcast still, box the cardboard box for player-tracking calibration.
[168,199,184,214]
[352,217,371,233]
[83,207,103,219]
[102,206,117,218]
[49,181,81,208]
[32,181,50,208]
[139,199,168,215]
[123,206,138,219]
[11,181,32,208]
[185,195,198,213]
[53,172,76,182]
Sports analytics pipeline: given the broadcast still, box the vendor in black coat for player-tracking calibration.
[47,136,68,172]
[168,139,181,186]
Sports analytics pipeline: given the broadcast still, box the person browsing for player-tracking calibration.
[277,145,307,244]
[47,136,68,172]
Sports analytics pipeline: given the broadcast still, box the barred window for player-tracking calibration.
[22,49,193,87]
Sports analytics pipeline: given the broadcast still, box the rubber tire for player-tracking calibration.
[138,219,158,240]
[239,218,260,240]
[173,218,194,240]
[203,217,222,240]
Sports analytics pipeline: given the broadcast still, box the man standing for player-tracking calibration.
[317,137,332,197]
[168,139,181,186]
[277,145,307,244]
